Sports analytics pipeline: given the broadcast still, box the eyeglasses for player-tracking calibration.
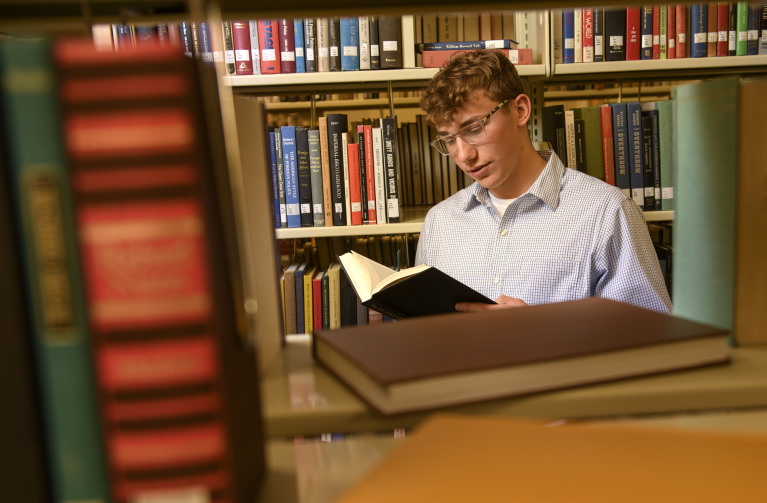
[430,98,512,156]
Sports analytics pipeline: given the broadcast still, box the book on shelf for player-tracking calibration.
[280,125,301,228]
[369,15,381,69]
[690,3,708,57]
[573,8,583,63]
[655,99,674,210]
[625,102,646,209]
[293,18,306,73]
[53,38,266,500]
[717,2,730,57]
[563,9,575,63]
[707,2,718,58]
[640,6,653,60]
[610,102,631,198]
[359,15,371,70]
[340,16,360,71]
[313,296,730,415]
[303,17,317,72]
[0,37,111,503]
[278,18,297,73]
[626,7,641,60]
[347,142,364,225]
[307,128,325,226]
[221,20,236,75]
[337,250,495,320]
[599,104,616,186]
[379,15,403,68]
[295,126,314,227]
[258,19,281,74]
[0,56,53,502]
[604,7,627,61]
[326,113,348,226]
[666,5,676,59]
[583,8,595,62]
[335,414,766,503]
[316,17,331,72]
[415,39,518,52]
[248,19,262,74]
[231,20,254,75]
[379,116,401,223]
[329,16,342,71]
[673,77,767,345]
[420,47,532,68]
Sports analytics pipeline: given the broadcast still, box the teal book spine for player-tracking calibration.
[671,78,739,331]
[0,38,109,502]
[656,100,674,211]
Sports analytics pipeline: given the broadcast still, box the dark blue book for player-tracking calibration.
[563,9,575,63]
[609,103,630,198]
[293,18,306,73]
[747,4,760,55]
[304,17,318,72]
[177,21,194,57]
[340,16,360,71]
[415,39,518,52]
[280,126,301,228]
[115,24,133,49]
[267,130,283,228]
[594,8,604,61]
[625,102,645,209]
[690,3,708,57]
[198,21,214,63]
[295,127,314,227]
[295,262,308,334]
[640,6,653,59]
[640,111,656,211]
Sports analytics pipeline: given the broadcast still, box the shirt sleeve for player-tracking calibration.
[596,198,672,314]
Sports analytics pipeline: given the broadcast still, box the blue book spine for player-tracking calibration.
[198,21,214,63]
[563,9,575,63]
[626,102,645,209]
[280,126,301,228]
[690,4,708,57]
[747,4,760,55]
[610,103,630,198]
[340,16,360,71]
[177,22,194,57]
[267,131,282,228]
[293,18,306,73]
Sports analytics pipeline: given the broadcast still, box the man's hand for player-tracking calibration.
[455,295,528,312]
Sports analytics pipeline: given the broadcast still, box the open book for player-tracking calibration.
[337,251,495,319]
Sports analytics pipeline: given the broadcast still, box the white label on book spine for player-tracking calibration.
[343,46,358,56]
[644,187,654,197]
[678,33,686,43]
[330,46,339,57]
[662,187,674,199]
[225,51,235,63]
[739,31,747,42]
[694,32,706,44]
[335,202,344,214]
[368,200,376,209]
[748,30,758,41]
[314,203,323,213]
[319,47,329,57]
[387,199,400,218]
[382,40,398,51]
[595,36,603,55]
[719,31,728,42]
[301,203,311,213]
[296,47,304,57]
[669,39,676,48]
[235,49,249,61]
[371,45,379,56]
[707,32,717,43]
[262,49,277,61]
[281,51,296,61]
[609,35,623,46]
[351,202,362,212]
[642,35,652,47]
[287,203,300,216]
[509,50,519,63]
[583,47,593,61]
[564,38,574,49]
[485,40,505,48]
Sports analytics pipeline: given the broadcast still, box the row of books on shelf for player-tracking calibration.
[0,38,264,501]
[279,234,418,333]
[556,4,767,64]
[543,99,674,212]
[268,110,475,229]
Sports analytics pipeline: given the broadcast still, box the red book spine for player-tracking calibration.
[362,124,377,224]
[231,20,253,75]
[626,7,641,60]
[652,5,661,58]
[258,19,281,73]
[420,48,533,68]
[676,4,688,58]
[347,143,363,225]
[312,273,323,332]
[582,8,595,62]
[717,2,730,56]
[53,39,264,502]
[667,5,677,58]
[600,104,616,187]
[278,18,297,73]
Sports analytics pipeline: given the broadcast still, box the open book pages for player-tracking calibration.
[338,250,429,302]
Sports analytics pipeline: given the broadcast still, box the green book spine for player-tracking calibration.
[671,77,739,331]
[0,38,109,502]
[736,1,749,55]
[656,100,674,211]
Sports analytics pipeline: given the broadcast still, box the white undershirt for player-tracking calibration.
[488,192,517,217]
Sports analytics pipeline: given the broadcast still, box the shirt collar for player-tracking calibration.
[464,150,565,212]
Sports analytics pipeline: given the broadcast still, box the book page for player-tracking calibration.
[339,251,429,301]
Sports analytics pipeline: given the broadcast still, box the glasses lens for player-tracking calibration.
[432,138,452,155]
[460,122,486,144]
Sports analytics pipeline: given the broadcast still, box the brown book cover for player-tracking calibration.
[313,297,730,415]
[336,414,765,503]
[421,48,532,68]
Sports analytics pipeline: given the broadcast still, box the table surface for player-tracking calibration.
[260,335,767,438]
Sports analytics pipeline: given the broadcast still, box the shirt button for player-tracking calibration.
[500,229,509,236]
[492,277,500,284]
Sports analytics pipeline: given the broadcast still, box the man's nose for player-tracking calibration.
[452,137,477,164]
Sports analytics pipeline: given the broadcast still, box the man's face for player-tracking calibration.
[436,90,526,198]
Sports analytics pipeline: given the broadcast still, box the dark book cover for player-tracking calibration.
[542,104,567,163]
[378,15,403,69]
[625,102,645,209]
[640,111,656,211]
[295,127,314,227]
[279,18,297,73]
[329,16,342,71]
[369,16,381,69]
[326,113,348,226]
[690,3,708,57]
[610,102,630,198]
[304,17,318,72]
[641,6,654,59]
[604,8,627,61]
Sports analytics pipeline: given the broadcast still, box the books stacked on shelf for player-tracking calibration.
[278,234,419,334]
[541,100,674,213]
[555,4,767,63]
[1,36,267,502]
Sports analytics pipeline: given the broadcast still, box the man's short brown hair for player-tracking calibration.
[419,49,527,127]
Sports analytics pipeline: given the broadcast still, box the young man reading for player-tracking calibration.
[415,50,671,314]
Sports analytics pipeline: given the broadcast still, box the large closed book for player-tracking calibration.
[53,39,265,501]
[313,297,730,415]
[336,414,766,503]
[337,250,494,320]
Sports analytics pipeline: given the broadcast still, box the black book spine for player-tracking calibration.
[605,8,627,61]
[296,127,314,227]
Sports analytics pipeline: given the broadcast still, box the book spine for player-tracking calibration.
[760,4,767,54]
[53,39,265,501]
[574,8,583,62]
[372,126,387,224]
[318,116,334,226]
[326,113,348,226]
[259,19,281,74]
[747,3,760,55]
[379,15,403,69]
[293,18,306,73]
[641,6,654,59]
[626,102,645,209]
[420,48,532,67]
[295,265,306,334]
[347,143,363,225]
[359,16,371,70]
[416,39,518,51]
[652,5,661,58]
[649,108,662,209]
[231,20,254,75]
[312,272,323,331]
[279,18,297,73]
[198,21,214,63]
[267,130,283,228]
[295,127,314,227]
[356,128,369,223]
[659,5,668,58]
[362,125,377,224]
[600,104,616,186]
[666,5,676,58]
[308,129,325,226]
[178,21,194,57]
[736,1,749,55]
[717,2,730,56]
[369,16,381,69]
[583,8,595,62]
[249,20,262,74]
[316,17,331,72]
[221,20,236,75]
[604,8,627,61]
[563,9,575,63]
[610,103,630,197]
[280,125,301,228]
[340,16,360,71]
[676,4,688,58]
[656,100,674,210]
[707,2,718,57]
[626,7,642,60]
[380,117,401,223]
[329,17,342,71]
[0,38,111,503]
[273,127,288,227]
[729,2,737,55]
[640,111,656,210]
[690,3,708,57]
[304,18,317,72]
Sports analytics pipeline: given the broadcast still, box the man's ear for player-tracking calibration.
[513,94,532,127]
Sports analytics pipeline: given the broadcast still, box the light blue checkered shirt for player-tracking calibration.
[415,151,672,313]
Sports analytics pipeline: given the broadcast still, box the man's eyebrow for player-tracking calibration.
[436,116,483,136]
